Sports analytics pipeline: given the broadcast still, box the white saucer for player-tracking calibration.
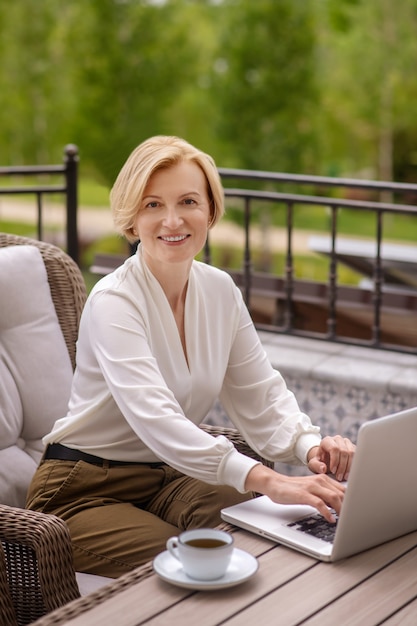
[153,547,258,590]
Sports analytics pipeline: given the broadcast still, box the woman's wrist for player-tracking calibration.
[244,463,277,494]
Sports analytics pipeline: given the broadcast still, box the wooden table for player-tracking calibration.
[51,525,417,626]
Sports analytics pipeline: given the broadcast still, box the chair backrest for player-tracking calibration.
[0,233,87,369]
[0,234,88,508]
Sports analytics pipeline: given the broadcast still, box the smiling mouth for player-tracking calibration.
[159,234,189,242]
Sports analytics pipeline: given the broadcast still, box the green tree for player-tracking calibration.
[316,0,417,182]
[0,0,75,164]
[210,0,318,172]
[64,0,203,185]
[2,0,417,186]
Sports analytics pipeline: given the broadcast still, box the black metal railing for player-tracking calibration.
[1,149,416,353]
[0,144,79,264]
[206,168,417,354]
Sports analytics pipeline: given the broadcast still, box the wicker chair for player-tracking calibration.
[0,505,81,625]
[0,234,90,625]
[0,233,271,625]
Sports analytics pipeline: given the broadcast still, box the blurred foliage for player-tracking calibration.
[0,0,417,187]
[211,0,318,172]
[315,0,417,182]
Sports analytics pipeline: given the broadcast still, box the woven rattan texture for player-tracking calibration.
[0,546,17,626]
[0,505,81,625]
[0,233,87,369]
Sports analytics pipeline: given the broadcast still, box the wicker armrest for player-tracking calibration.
[200,423,274,469]
[0,505,81,625]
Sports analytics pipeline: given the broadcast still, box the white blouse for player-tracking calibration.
[45,245,320,492]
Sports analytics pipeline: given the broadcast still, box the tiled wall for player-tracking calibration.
[204,332,417,476]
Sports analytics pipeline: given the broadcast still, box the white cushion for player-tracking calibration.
[76,571,114,595]
[0,245,73,507]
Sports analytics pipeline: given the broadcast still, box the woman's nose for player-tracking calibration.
[162,207,183,229]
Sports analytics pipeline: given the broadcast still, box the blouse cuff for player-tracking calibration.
[218,448,261,493]
[295,432,322,465]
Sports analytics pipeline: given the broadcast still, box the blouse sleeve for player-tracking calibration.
[219,294,321,465]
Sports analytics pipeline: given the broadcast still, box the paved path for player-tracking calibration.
[0,197,313,253]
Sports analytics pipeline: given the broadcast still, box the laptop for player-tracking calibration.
[221,406,417,562]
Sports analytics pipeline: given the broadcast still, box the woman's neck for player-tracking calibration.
[142,254,189,358]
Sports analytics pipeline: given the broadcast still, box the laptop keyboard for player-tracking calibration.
[287,511,339,543]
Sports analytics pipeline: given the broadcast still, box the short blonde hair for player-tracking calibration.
[110,136,225,243]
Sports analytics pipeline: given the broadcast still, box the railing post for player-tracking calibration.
[327,205,338,339]
[64,144,79,265]
[372,211,384,347]
[243,197,251,307]
[284,201,294,331]
[36,192,43,242]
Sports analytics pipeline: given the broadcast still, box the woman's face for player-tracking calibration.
[134,160,211,275]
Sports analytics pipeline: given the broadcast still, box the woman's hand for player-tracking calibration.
[244,464,346,523]
[307,436,356,482]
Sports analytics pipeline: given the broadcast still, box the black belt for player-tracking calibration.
[44,443,165,468]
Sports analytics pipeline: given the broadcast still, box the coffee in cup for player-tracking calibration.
[166,528,234,580]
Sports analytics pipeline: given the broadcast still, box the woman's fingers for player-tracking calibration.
[309,436,356,481]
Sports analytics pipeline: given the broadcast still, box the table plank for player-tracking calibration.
[222,531,417,626]
[303,547,417,626]
[143,546,315,626]
[61,575,183,626]
[382,596,417,625]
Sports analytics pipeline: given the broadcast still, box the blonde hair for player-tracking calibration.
[110,136,225,243]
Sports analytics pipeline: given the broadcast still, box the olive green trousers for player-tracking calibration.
[26,458,251,578]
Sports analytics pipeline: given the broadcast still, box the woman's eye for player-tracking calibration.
[183,198,196,205]
[146,201,159,209]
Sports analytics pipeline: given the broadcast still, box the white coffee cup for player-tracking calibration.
[166,528,234,580]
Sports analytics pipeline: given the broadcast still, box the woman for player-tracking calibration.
[26,136,355,578]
